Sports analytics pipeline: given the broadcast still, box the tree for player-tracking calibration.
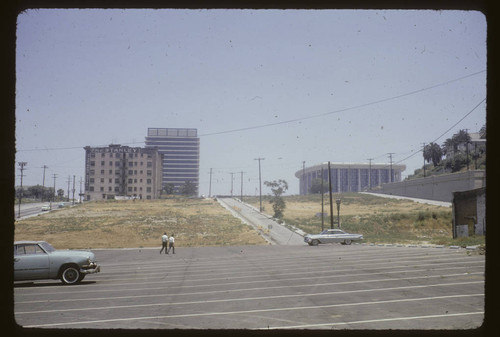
[180,180,197,196]
[310,178,327,194]
[423,142,443,166]
[264,179,288,219]
[163,183,175,195]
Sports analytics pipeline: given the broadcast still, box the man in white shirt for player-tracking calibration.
[167,234,175,254]
[160,232,169,254]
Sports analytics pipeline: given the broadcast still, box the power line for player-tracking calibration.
[199,70,486,137]
[17,70,486,152]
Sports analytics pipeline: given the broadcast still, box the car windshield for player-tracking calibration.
[39,241,56,253]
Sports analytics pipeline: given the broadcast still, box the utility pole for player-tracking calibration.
[209,168,213,197]
[367,159,373,190]
[240,171,245,202]
[421,143,426,178]
[41,165,48,201]
[67,176,71,202]
[465,129,470,171]
[328,161,334,229]
[79,177,83,203]
[388,153,395,183]
[254,158,265,212]
[321,167,324,231]
[302,161,306,195]
[52,174,57,208]
[17,162,27,218]
[230,172,235,197]
[72,175,76,205]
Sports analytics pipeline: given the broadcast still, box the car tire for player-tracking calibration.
[344,239,352,245]
[60,265,81,285]
[311,239,319,246]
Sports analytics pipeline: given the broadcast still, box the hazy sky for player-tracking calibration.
[15,9,487,196]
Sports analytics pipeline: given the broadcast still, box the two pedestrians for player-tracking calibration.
[160,233,175,255]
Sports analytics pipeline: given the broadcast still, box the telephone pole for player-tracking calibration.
[388,153,395,183]
[240,171,245,202]
[421,143,426,177]
[41,165,48,201]
[52,174,57,208]
[302,161,306,195]
[229,172,235,197]
[254,157,265,212]
[209,168,213,197]
[67,176,71,202]
[17,162,27,218]
[72,175,76,205]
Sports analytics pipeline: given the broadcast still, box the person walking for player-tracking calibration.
[167,234,175,254]
[160,232,169,254]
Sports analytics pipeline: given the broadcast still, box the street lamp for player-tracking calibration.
[336,198,341,228]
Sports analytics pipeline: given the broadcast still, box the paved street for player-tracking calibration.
[14,244,484,330]
[217,197,305,245]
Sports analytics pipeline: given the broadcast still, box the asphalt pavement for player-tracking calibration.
[217,197,306,245]
[14,244,485,330]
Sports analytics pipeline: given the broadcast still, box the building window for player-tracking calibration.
[101,161,105,166]
[147,179,152,184]
[100,178,104,183]
[90,161,95,167]
[147,187,151,192]
[89,178,94,183]
[88,186,94,191]
[101,170,105,174]
[100,187,104,192]
[109,170,113,174]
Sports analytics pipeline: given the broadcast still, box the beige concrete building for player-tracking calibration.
[84,144,163,201]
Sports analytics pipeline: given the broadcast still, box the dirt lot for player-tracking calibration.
[14,198,267,249]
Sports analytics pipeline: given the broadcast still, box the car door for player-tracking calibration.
[14,244,50,281]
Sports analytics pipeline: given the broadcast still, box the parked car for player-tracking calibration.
[40,205,50,211]
[14,241,100,285]
[304,229,363,246]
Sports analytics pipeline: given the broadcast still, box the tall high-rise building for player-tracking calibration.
[145,128,200,195]
[83,144,163,200]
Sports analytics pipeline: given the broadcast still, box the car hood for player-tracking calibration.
[50,250,96,260]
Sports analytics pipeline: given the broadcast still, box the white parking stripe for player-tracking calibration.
[15,271,483,306]
[14,260,482,298]
[16,280,483,315]
[23,294,483,328]
[261,311,484,329]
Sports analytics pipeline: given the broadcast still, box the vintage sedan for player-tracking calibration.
[304,229,363,246]
[14,241,100,285]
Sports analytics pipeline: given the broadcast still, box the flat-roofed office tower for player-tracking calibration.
[145,128,200,195]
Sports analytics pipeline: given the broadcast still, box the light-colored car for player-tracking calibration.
[40,205,50,211]
[304,229,363,246]
[14,241,100,285]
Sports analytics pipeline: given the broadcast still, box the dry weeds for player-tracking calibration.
[14,198,268,249]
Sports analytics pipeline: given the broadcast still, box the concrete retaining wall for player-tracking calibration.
[373,170,486,202]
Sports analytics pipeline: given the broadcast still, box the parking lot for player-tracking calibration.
[14,244,484,330]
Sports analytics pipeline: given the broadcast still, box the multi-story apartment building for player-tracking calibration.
[145,128,200,195]
[296,162,406,195]
[84,144,163,200]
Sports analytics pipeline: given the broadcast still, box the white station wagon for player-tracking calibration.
[304,229,363,246]
[14,241,100,285]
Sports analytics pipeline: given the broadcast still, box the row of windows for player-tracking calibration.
[89,161,153,168]
[88,169,154,176]
[87,186,153,193]
[88,178,153,184]
[147,128,198,137]
[89,152,154,159]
